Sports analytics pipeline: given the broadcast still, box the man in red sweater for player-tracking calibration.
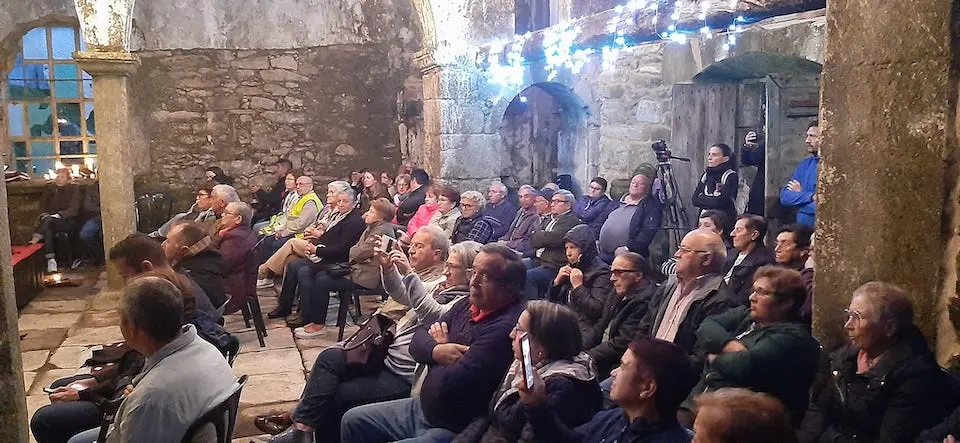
[340,243,525,442]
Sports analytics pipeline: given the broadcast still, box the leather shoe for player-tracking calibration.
[286,313,306,328]
[267,309,289,320]
[255,412,292,435]
[266,426,314,443]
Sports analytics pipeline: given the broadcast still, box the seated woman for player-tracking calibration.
[359,170,392,212]
[683,266,820,426]
[259,240,482,443]
[799,281,955,443]
[214,202,259,314]
[268,190,365,325]
[401,184,440,241]
[253,171,298,234]
[150,181,217,239]
[429,185,462,239]
[522,336,695,442]
[455,300,601,442]
[294,198,397,338]
[546,225,613,339]
[256,180,350,288]
[451,191,500,244]
[391,173,412,209]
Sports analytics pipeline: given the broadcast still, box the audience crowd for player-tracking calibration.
[27,120,960,443]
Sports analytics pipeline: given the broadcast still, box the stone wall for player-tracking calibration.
[131,46,421,207]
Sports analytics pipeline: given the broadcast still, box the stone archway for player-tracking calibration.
[498,82,589,190]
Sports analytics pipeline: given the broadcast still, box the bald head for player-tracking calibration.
[674,229,727,279]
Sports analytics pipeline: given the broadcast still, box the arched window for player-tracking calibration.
[6,25,96,176]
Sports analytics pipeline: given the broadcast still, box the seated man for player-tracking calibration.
[522,336,695,442]
[598,174,662,263]
[482,181,518,240]
[30,167,81,273]
[722,215,774,306]
[258,176,322,263]
[525,190,580,300]
[376,225,451,322]
[498,185,542,257]
[71,276,237,442]
[774,223,814,322]
[340,244,526,441]
[79,181,103,267]
[149,182,217,239]
[163,222,228,311]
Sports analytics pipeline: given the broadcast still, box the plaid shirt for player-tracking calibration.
[452,216,496,244]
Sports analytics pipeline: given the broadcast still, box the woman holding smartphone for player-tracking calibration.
[453,301,601,443]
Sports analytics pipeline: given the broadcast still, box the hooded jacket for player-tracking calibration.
[799,326,954,443]
[692,161,738,225]
[454,353,602,443]
[547,225,613,340]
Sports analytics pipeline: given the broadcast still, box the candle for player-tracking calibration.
[71,164,80,177]
[52,273,62,283]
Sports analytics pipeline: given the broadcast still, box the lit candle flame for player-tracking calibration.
[71,164,80,177]
[55,160,65,170]
[52,273,62,283]
[84,158,95,170]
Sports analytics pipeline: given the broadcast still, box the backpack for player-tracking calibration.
[720,169,750,216]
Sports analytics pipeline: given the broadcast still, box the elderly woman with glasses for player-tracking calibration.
[682,266,819,427]
[798,282,955,443]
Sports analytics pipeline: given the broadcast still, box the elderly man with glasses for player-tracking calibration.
[149,182,218,239]
[524,189,581,300]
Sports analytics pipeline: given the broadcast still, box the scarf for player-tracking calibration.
[491,352,597,411]
[172,235,213,268]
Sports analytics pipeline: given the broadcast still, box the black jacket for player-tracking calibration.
[312,209,366,264]
[175,249,227,310]
[798,326,954,443]
[742,142,765,215]
[530,212,581,268]
[397,184,427,226]
[639,274,735,370]
[255,175,287,216]
[547,225,613,344]
[585,281,658,378]
[623,196,663,259]
[721,245,775,306]
[692,163,738,225]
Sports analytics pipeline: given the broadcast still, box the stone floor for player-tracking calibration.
[17,268,383,442]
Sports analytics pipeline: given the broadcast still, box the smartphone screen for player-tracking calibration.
[382,235,396,252]
[521,334,535,390]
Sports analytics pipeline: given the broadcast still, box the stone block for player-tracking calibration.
[78,310,120,328]
[209,96,243,111]
[236,86,265,96]
[634,100,663,123]
[61,326,124,347]
[21,350,50,372]
[270,55,298,71]
[48,347,88,369]
[440,134,504,179]
[24,372,36,393]
[20,329,68,352]
[262,112,305,125]
[250,97,277,110]
[18,313,84,332]
[437,100,488,134]
[21,299,89,314]
[234,329,296,354]
[260,70,309,83]
[240,372,306,406]
[335,144,357,156]
[28,369,80,395]
[232,56,270,70]
[233,348,304,376]
[263,84,289,95]
[26,394,49,424]
[88,290,121,311]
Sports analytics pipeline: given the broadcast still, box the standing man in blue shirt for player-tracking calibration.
[780,121,821,228]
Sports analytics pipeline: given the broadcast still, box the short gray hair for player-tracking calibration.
[518,185,537,194]
[854,281,914,335]
[226,201,254,225]
[554,189,575,203]
[341,187,357,203]
[212,184,239,203]
[120,276,184,342]
[449,241,482,272]
[489,182,507,194]
[416,225,450,261]
[328,180,351,194]
[461,190,486,208]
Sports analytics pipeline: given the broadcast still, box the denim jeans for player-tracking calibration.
[301,271,355,325]
[79,217,102,262]
[294,347,410,441]
[524,265,558,300]
[30,401,100,443]
[340,397,456,443]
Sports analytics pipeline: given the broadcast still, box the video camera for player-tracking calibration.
[651,140,672,163]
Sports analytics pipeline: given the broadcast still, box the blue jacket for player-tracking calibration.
[573,195,613,234]
[780,156,819,227]
[526,407,693,443]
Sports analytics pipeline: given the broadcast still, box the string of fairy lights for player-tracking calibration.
[478,0,747,96]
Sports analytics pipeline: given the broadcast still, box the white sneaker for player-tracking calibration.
[256,278,274,289]
[46,258,58,273]
[295,326,325,339]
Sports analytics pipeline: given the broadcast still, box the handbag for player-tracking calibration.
[343,313,397,374]
[326,262,353,278]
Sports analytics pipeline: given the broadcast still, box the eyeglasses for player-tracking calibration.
[752,286,776,297]
[197,192,210,198]
[470,271,492,284]
[843,308,866,324]
[550,199,567,204]
[677,246,709,255]
[610,269,640,277]
[461,203,476,209]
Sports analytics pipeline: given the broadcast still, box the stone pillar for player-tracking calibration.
[0,60,29,443]
[74,52,139,289]
[417,50,443,178]
[815,0,956,351]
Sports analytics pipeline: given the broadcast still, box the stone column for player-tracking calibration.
[74,52,139,289]
[417,50,444,178]
[815,0,956,351]
[0,60,29,443]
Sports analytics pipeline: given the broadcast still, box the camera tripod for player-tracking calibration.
[655,155,691,255]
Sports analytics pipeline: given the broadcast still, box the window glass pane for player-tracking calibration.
[54,80,79,99]
[57,103,82,134]
[32,141,55,156]
[8,58,24,80]
[13,142,27,158]
[22,28,48,59]
[8,65,25,99]
[8,103,24,137]
[60,157,85,168]
[88,140,97,154]
[50,27,77,59]
[27,103,54,136]
[79,35,87,52]
[15,160,29,173]
[84,103,95,135]
[82,71,93,99]
[22,64,51,98]
[33,159,55,176]
[52,64,78,80]
[60,141,83,155]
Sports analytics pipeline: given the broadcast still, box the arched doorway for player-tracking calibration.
[498,82,588,190]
